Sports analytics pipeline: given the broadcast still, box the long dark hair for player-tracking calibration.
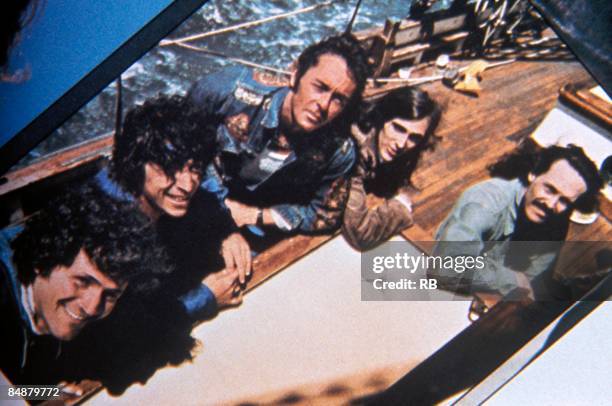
[489,140,603,213]
[111,95,218,197]
[11,181,171,293]
[360,87,441,197]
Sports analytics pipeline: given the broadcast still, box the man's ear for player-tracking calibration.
[527,172,535,184]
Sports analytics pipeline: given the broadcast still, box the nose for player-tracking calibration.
[80,286,105,319]
[317,93,332,119]
[551,196,567,214]
[543,195,566,215]
[402,136,415,150]
[175,168,197,193]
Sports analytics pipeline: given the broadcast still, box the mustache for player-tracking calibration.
[532,200,556,218]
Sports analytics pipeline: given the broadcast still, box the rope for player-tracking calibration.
[161,0,338,46]
[172,42,291,75]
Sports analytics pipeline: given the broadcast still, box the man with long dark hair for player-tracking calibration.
[189,34,370,234]
[431,144,602,309]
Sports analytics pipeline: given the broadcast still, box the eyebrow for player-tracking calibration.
[392,122,408,133]
[544,182,558,194]
[317,79,351,100]
[76,274,122,293]
[544,182,576,203]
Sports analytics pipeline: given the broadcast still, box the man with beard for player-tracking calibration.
[188,34,370,234]
[431,144,602,308]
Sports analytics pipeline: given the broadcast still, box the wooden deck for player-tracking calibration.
[16,57,608,405]
[393,60,603,242]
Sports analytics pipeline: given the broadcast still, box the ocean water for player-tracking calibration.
[23,0,450,164]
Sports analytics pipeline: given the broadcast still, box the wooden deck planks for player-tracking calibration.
[399,60,594,240]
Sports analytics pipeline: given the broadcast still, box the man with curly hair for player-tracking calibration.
[96,94,247,320]
[189,34,370,234]
[1,181,169,384]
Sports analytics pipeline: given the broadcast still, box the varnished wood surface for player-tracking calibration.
[0,134,112,197]
[396,60,603,241]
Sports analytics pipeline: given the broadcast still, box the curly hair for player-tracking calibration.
[294,33,371,116]
[489,140,603,213]
[361,87,442,197]
[110,94,218,196]
[11,181,171,294]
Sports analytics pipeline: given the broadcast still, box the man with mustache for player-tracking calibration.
[1,182,168,384]
[96,95,249,320]
[431,144,602,309]
[188,34,370,234]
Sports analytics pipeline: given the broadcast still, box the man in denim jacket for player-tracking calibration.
[189,34,370,233]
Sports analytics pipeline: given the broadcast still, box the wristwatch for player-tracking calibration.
[256,208,264,228]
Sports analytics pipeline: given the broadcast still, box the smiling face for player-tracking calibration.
[30,249,126,341]
[377,116,431,162]
[283,53,357,134]
[523,159,587,224]
[139,160,202,220]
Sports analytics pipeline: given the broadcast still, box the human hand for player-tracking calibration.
[203,268,243,309]
[474,292,503,311]
[393,191,413,214]
[220,232,252,284]
[225,198,258,227]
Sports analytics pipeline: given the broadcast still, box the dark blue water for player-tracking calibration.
[22,0,450,165]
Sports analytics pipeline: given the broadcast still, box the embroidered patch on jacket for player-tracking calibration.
[313,176,350,230]
[234,86,264,106]
[225,113,250,143]
[253,70,289,87]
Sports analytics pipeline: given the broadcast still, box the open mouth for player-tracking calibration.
[384,147,398,161]
[166,192,190,204]
[305,111,321,125]
[64,305,87,322]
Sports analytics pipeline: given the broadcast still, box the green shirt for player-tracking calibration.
[434,178,558,296]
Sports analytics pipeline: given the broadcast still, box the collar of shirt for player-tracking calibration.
[21,284,43,335]
[260,87,290,130]
[506,178,527,237]
[95,167,135,203]
[351,124,379,175]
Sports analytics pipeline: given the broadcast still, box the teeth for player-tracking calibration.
[65,306,86,321]
[168,195,187,202]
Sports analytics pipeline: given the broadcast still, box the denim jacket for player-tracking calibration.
[433,178,559,296]
[189,66,356,233]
